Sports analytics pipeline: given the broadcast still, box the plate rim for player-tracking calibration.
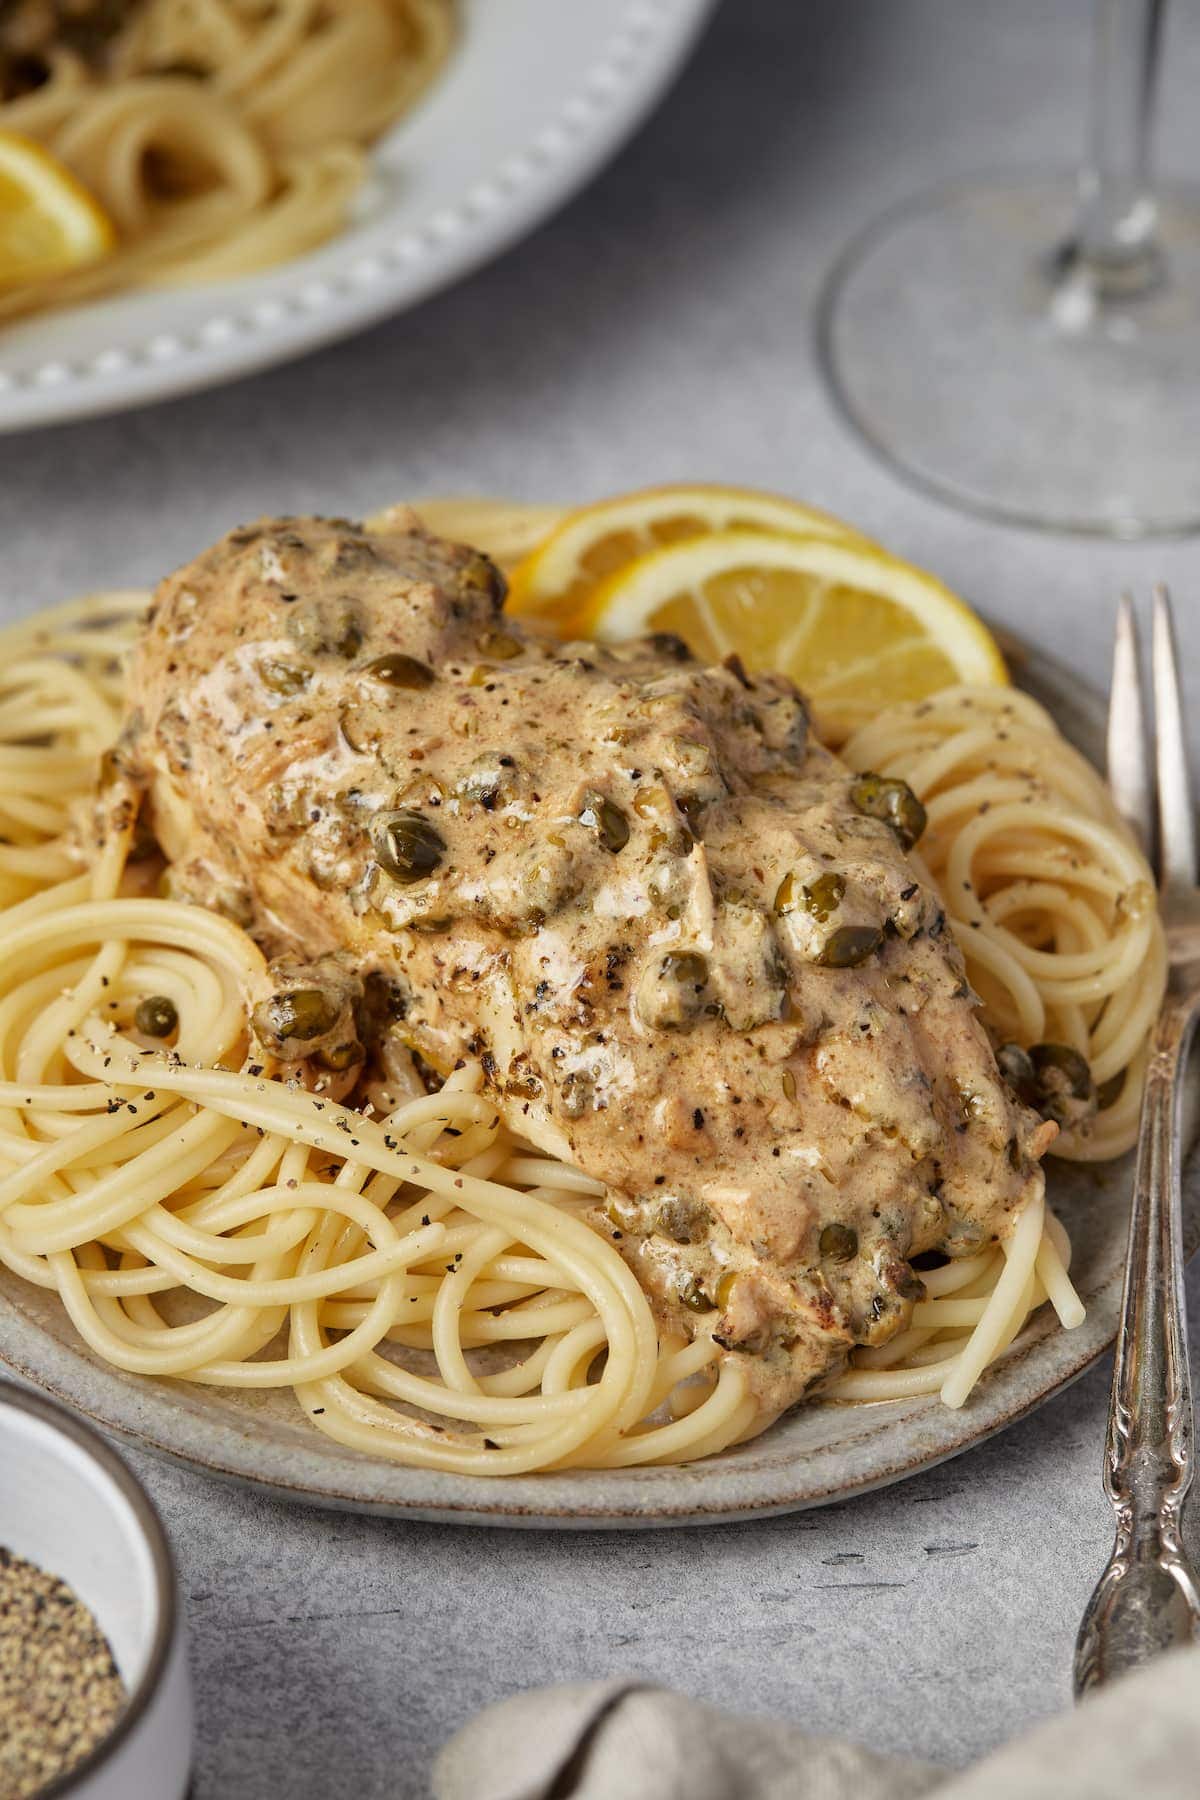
[0,0,717,433]
[0,631,1180,1527]
[0,1247,1156,1529]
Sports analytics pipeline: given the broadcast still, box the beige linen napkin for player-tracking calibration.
[434,1646,1200,1800]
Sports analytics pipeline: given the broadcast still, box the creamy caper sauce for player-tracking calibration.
[123,512,1054,1415]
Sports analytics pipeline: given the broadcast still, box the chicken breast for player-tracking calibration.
[121,512,1050,1414]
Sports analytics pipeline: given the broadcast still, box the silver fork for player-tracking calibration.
[1074,587,1200,1695]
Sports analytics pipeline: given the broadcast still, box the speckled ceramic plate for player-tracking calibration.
[1,640,1194,1526]
[0,0,715,432]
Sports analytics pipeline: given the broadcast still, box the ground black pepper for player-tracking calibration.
[0,1545,126,1797]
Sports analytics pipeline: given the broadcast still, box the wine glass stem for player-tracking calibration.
[1077,0,1164,280]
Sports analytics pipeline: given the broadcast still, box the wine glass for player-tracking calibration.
[818,0,1200,537]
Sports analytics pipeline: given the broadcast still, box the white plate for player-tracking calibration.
[0,0,715,432]
[2,640,1190,1528]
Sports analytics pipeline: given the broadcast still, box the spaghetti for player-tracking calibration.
[0,0,454,318]
[0,536,1163,1470]
[841,686,1165,1164]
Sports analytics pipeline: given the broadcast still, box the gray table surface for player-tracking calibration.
[4,1,1200,1792]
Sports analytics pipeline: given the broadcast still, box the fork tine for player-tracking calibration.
[1151,584,1198,898]
[1106,593,1152,859]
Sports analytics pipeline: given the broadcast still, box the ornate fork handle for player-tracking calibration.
[1074,988,1200,1695]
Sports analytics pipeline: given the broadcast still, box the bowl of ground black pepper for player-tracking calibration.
[0,1381,192,1798]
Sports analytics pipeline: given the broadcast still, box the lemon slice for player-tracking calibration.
[401,497,568,571]
[507,483,869,635]
[583,530,1008,744]
[0,132,114,290]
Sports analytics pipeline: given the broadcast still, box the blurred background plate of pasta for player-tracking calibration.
[0,0,715,431]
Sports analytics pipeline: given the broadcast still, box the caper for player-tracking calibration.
[319,1040,363,1072]
[605,1192,640,1232]
[776,870,846,920]
[995,1042,1038,1105]
[333,614,364,658]
[677,1274,716,1314]
[774,871,800,916]
[362,652,435,689]
[475,629,522,661]
[134,995,177,1038]
[356,970,409,1044]
[461,551,507,609]
[849,772,927,850]
[819,1222,858,1262]
[849,772,886,812]
[893,1265,927,1302]
[890,786,927,849]
[370,808,446,883]
[1030,1042,1094,1099]
[780,871,845,921]
[253,988,340,1043]
[675,794,705,838]
[579,792,629,853]
[340,706,380,754]
[662,950,708,989]
[290,604,364,659]
[1029,1042,1095,1123]
[804,872,845,921]
[284,608,324,655]
[637,951,708,1030]
[654,1197,710,1244]
[817,925,884,968]
[561,1070,595,1120]
[258,658,311,696]
[944,1217,986,1255]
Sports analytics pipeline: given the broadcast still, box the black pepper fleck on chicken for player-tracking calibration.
[122,511,1055,1416]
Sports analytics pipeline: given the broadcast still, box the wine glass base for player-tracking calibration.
[818,173,1200,538]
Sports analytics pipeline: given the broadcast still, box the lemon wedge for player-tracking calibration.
[507,483,868,635]
[0,132,114,290]
[582,529,1008,745]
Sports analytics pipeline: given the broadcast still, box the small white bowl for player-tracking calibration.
[0,1380,193,1798]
